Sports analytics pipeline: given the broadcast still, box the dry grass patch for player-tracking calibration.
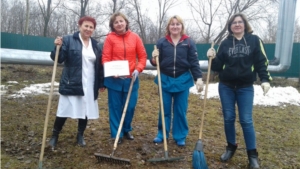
[1,64,300,168]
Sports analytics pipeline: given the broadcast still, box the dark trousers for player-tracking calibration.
[53,116,88,133]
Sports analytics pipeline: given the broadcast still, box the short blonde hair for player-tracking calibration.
[109,12,129,32]
[165,15,185,36]
[227,13,253,36]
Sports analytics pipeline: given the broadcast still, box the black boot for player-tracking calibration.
[77,117,87,146]
[220,142,238,162]
[49,129,59,149]
[247,149,260,169]
[49,117,67,149]
[124,131,134,140]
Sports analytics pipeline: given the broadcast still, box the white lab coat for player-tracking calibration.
[56,35,99,119]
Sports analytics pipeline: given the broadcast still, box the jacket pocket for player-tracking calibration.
[70,49,80,58]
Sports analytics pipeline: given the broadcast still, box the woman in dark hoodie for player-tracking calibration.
[207,13,272,169]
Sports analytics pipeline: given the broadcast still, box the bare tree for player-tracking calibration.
[97,0,125,16]
[80,0,89,17]
[260,13,278,43]
[126,0,147,42]
[187,0,222,43]
[1,0,287,44]
[28,2,45,36]
[156,0,179,39]
[294,18,300,43]
[187,0,276,44]
[112,0,117,13]
[38,0,61,36]
[9,0,26,34]
[24,0,29,35]
[62,0,90,18]
[1,0,10,32]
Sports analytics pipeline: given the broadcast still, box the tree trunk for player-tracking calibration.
[25,0,29,35]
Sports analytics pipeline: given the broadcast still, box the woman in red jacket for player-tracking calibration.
[102,12,147,144]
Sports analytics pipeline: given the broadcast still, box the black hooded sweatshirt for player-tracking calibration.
[211,33,272,88]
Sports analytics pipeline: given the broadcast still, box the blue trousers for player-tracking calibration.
[107,88,138,138]
[219,82,256,150]
[156,88,189,142]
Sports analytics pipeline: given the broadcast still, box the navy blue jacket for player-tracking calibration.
[212,33,272,88]
[150,35,202,81]
[50,31,104,100]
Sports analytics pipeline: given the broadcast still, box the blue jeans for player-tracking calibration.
[218,82,256,150]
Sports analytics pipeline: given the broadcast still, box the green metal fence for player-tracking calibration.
[1,32,55,52]
[1,32,299,78]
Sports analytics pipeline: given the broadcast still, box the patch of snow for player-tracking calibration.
[142,71,300,106]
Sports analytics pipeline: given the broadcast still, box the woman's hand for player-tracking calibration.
[196,78,204,92]
[99,88,106,92]
[207,48,216,59]
[151,45,159,64]
[54,36,63,46]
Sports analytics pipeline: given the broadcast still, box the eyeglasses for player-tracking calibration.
[232,21,244,25]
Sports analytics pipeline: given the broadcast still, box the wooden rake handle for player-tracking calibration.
[198,42,214,140]
[154,45,169,153]
[39,45,60,168]
[113,76,136,151]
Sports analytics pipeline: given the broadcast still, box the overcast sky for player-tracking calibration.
[146,0,300,20]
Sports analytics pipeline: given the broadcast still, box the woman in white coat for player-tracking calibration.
[49,16,105,149]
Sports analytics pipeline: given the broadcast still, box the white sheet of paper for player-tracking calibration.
[104,60,130,77]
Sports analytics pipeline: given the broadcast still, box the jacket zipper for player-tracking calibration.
[173,40,183,78]
[173,45,176,78]
[122,36,126,60]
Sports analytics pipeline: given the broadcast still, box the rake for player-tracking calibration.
[38,45,60,169]
[192,41,215,169]
[94,76,136,165]
[148,45,184,163]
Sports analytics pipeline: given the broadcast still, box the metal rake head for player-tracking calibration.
[94,153,130,165]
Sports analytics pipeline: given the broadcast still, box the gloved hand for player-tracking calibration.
[152,48,159,58]
[207,48,216,59]
[196,78,204,92]
[261,82,270,95]
[132,70,139,80]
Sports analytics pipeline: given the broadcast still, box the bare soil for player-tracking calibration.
[1,64,300,169]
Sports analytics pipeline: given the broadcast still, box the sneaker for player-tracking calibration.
[176,140,185,146]
[153,137,163,143]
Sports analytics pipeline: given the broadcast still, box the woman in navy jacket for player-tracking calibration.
[49,16,105,149]
[150,15,203,147]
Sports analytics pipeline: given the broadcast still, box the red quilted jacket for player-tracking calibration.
[102,30,147,76]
